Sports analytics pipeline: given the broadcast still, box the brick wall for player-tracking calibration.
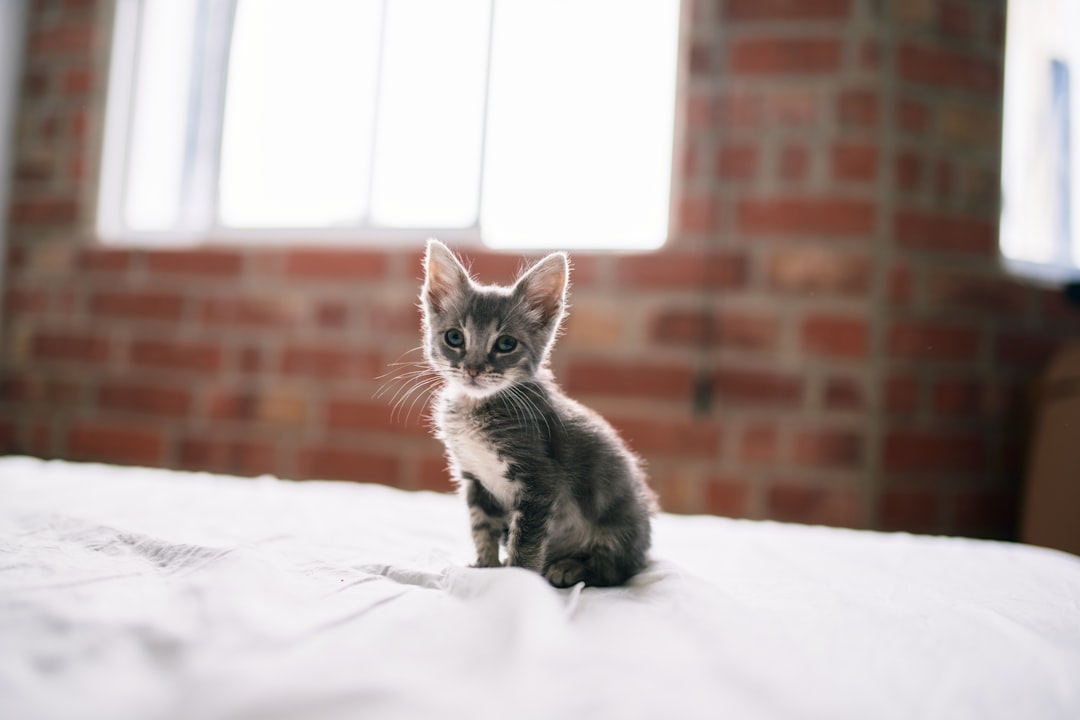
[2,0,1078,538]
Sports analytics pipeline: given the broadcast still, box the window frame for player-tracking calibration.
[98,0,681,251]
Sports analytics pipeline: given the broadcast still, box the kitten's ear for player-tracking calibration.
[515,252,569,328]
[423,239,470,313]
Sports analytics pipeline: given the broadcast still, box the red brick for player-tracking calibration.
[4,288,51,314]
[713,368,804,408]
[67,423,166,466]
[565,361,693,401]
[678,195,721,234]
[888,320,980,362]
[836,89,879,128]
[897,42,1000,94]
[686,91,715,130]
[724,0,850,21]
[932,379,983,417]
[831,142,877,181]
[740,423,778,464]
[860,38,881,71]
[179,436,278,477]
[766,89,822,127]
[208,389,308,426]
[326,400,429,437]
[738,197,875,236]
[79,248,132,273]
[147,250,244,277]
[90,291,184,321]
[464,252,531,282]
[30,25,94,54]
[281,346,382,380]
[0,374,82,405]
[295,446,401,483]
[0,419,17,451]
[201,296,296,326]
[895,150,922,191]
[616,251,746,290]
[934,159,955,195]
[689,41,712,76]
[883,429,985,473]
[778,145,810,181]
[650,309,780,351]
[98,381,192,417]
[610,416,721,458]
[62,67,93,94]
[951,489,1015,536]
[889,264,913,304]
[927,271,1031,315]
[716,144,758,181]
[730,38,842,75]
[824,376,863,411]
[778,247,853,294]
[9,198,78,225]
[767,484,862,527]
[717,91,764,127]
[885,374,920,415]
[800,314,869,359]
[129,339,223,373]
[792,428,863,468]
[32,331,108,363]
[704,478,749,518]
[879,488,939,532]
[416,455,455,492]
[939,1,975,38]
[284,250,388,280]
[898,98,930,133]
[996,332,1060,370]
[315,301,349,328]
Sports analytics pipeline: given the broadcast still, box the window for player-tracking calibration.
[1001,0,1080,282]
[99,0,681,250]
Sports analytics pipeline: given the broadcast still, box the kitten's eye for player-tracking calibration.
[444,329,465,348]
[494,335,517,353]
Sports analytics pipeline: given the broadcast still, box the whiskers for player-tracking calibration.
[374,346,443,426]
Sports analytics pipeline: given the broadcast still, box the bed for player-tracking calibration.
[2,456,1079,720]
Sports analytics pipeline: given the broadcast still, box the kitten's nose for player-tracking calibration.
[465,367,481,378]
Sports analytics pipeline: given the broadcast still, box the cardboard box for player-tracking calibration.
[1021,341,1080,557]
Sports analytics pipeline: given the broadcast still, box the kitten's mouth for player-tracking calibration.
[455,373,504,398]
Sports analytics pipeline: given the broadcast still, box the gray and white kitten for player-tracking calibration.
[420,239,657,588]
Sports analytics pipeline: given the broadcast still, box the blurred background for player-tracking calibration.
[1,0,1078,541]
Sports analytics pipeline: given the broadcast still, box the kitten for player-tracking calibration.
[419,239,657,588]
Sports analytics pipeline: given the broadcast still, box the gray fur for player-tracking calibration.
[420,239,657,588]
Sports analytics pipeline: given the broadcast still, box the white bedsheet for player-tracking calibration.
[1,456,1079,720]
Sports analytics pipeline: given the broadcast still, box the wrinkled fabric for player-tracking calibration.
[1,456,1079,720]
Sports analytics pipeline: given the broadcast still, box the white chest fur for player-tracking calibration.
[439,403,518,510]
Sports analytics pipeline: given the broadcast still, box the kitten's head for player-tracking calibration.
[420,239,568,399]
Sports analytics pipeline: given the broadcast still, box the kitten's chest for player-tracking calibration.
[438,405,517,509]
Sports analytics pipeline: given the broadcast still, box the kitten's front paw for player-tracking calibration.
[544,558,586,588]
[470,557,502,569]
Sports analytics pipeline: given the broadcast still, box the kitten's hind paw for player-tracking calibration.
[544,558,586,588]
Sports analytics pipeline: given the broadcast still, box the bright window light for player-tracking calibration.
[1001,0,1080,281]
[220,0,381,228]
[371,0,490,228]
[124,1,198,231]
[482,0,679,250]
[99,0,681,250]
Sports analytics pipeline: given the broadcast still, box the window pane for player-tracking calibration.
[481,0,680,250]
[124,1,199,231]
[219,0,382,228]
[370,0,490,229]
[1000,0,1080,276]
